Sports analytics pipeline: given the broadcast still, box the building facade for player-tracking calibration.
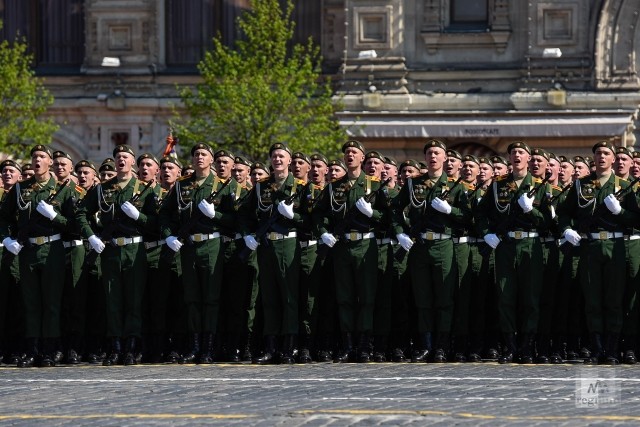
[2,0,640,162]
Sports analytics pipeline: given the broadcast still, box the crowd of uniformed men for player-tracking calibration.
[1,136,640,367]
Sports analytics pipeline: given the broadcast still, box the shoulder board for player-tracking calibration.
[177,174,192,182]
[462,181,475,191]
[551,185,562,192]
[447,177,457,182]
[495,174,508,182]
[295,179,306,185]
[75,185,86,195]
[619,177,630,184]
[365,175,381,182]
[532,177,542,184]
[257,177,270,184]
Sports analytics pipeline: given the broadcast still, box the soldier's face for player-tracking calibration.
[493,163,508,176]
[31,151,52,176]
[53,157,73,180]
[343,148,364,169]
[401,165,419,181]
[291,158,310,180]
[559,162,574,184]
[192,149,213,172]
[21,170,34,181]
[573,163,590,180]
[529,155,548,178]
[161,162,181,186]
[478,163,493,183]
[310,160,328,185]
[329,165,346,181]
[632,158,640,179]
[233,164,250,184]
[215,155,234,179]
[2,166,20,187]
[364,157,384,178]
[445,157,462,177]
[76,166,96,190]
[270,149,291,174]
[424,147,446,173]
[461,161,479,182]
[115,152,135,174]
[251,168,269,184]
[548,159,560,182]
[509,148,530,172]
[138,158,159,183]
[594,147,615,172]
[615,154,632,177]
[382,163,397,181]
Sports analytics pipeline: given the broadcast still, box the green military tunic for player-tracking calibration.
[76,176,157,339]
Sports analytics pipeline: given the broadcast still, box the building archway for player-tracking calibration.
[448,141,498,158]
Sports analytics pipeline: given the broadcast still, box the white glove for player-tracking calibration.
[550,205,556,220]
[2,237,22,255]
[396,233,413,251]
[604,194,622,215]
[120,201,140,221]
[198,199,216,219]
[518,193,534,213]
[431,197,452,214]
[166,236,182,252]
[483,233,500,249]
[355,197,373,218]
[563,229,582,246]
[88,235,105,254]
[321,232,337,248]
[36,200,57,220]
[277,200,294,219]
[244,235,259,251]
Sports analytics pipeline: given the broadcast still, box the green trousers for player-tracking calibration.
[298,242,323,338]
[452,242,470,336]
[62,244,88,337]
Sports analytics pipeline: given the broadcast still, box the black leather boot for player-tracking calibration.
[622,335,636,364]
[18,338,38,368]
[199,333,215,364]
[411,332,432,363]
[468,336,483,363]
[297,334,313,364]
[66,335,82,365]
[585,333,603,365]
[453,335,468,363]
[498,333,516,364]
[357,333,371,363]
[372,335,388,363]
[280,334,296,364]
[241,332,253,362]
[518,333,534,364]
[333,332,354,363]
[253,335,277,365]
[604,333,620,365]
[124,337,137,365]
[103,337,122,366]
[39,338,56,367]
[180,333,200,364]
[432,333,450,363]
[535,335,550,364]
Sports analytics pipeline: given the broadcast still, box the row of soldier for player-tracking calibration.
[0,137,639,367]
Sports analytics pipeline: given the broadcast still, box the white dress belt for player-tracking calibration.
[29,234,62,245]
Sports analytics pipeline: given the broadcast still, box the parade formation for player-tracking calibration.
[1,136,640,368]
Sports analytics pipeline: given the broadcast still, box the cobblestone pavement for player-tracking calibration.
[0,362,639,426]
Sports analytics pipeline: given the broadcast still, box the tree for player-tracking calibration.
[173,0,346,162]
[0,22,58,157]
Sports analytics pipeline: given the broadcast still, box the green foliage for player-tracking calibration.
[174,0,345,163]
[0,28,58,156]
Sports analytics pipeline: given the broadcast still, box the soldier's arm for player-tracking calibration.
[158,186,177,239]
[0,187,17,239]
[616,187,640,227]
[136,187,158,233]
[76,186,100,239]
[391,184,411,235]
[557,183,578,232]
[312,185,332,236]
[236,186,257,236]
[448,186,472,226]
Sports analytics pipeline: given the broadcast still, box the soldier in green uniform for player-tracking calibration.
[313,140,389,363]
[0,145,77,367]
[239,143,305,364]
[99,158,117,182]
[77,144,157,366]
[0,160,23,364]
[392,140,471,363]
[159,143,234,364]
[559,141,640,364]
[52,151,88,365]
[476,141,552,364]
[294,153,328,363]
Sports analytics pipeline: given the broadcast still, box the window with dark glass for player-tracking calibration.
[449,0,488,31]
[0,0,84,72]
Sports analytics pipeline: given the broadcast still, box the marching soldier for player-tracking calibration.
[0,145,77,367]
[313,140,390,363]
[159,143,233,364]
[239,143,305,365]
[77,144,157,366]
[233,156,253,190]
[559,141,640,364]
[291,152,311,184]
[382,156,399,188]
[392,140,471,363]
[491,156,509,177]
[0,160,23,364]
[476,142,552,364]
